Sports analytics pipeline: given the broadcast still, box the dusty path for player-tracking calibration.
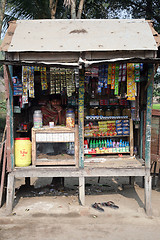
[0,177,160,240]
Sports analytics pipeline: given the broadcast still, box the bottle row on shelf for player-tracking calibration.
[84,139,130,154]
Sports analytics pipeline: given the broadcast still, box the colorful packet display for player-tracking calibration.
[111,64,115,89]
[12,76,22,96]
[108,64,112,84]
[28,66,35,98]
[127,63,136,100]
[40,67,48,91]
[134,63,140,82]
[50,67,56,94]
[22,66,28,104]
[34,66,40,71]
[118,63,127,82]
[114,64,119,95]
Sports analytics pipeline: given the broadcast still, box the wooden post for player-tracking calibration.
[78,65,85,168]
[140,111,143,159]
[130,119,134,156]
[6,173,15,214]
[79,176,85,205]
[145,173,152,216]
[4,65,14,171]
[144,64,154,215]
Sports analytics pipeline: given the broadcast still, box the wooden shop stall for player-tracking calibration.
[0,19,160,215]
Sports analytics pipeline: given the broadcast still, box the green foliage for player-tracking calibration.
[0,99,6,111]
[153,104,160,109]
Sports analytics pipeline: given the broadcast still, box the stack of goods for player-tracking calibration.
[84,138,130,154]
[116,120,130,136]
[84,120,130,137]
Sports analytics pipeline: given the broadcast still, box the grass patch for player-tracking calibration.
[153,104,160,110]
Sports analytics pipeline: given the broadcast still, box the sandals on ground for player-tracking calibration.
[91,202,104,212]
[100,201,119,209]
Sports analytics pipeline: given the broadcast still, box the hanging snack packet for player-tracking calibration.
[22,66,28,104]
[28,66,35,98]
[40,67,48,91]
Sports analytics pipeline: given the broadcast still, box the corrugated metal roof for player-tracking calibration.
[0,19,158,53]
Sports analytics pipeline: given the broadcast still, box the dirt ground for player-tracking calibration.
[0,176,160,240]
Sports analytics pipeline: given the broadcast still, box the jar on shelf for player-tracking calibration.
[89,107,97,116]
[33,110,43,128]
[105,107,113,116]
[66,109,75,128]
[125,107,131,118]
[114,106,121,116]
[97,108,104,116]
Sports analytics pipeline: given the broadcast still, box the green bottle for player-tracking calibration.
[98,139,101,148]
[104,139,107,148]
[90,140,93,149]
[93,140,96,149]
[101,139,104,147]
[96,140,99,148]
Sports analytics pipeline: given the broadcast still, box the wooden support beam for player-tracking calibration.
[130,119,134,156]
[78,66,85,168]
[4,65,14,172]
[144,64,154,215]
[145,174,152,216]
[79,176,85,205]
[140,111,143,159]
[6,173,15,215]
[145,65,154,169]
[0,142,7,207]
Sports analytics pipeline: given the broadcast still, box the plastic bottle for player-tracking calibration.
[96,140,99,148]
[98,139,101,148]
[90,140,93,149]
[110,139,113,148]
[33,110,43,128]
[93,140,96,149]
[107,139,110,148]
[104,139,107,148]
[101,139,104,147]
[113,140,116,148]
[84,140,88,149]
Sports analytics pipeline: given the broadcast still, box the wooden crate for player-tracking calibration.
[32,125,79,166]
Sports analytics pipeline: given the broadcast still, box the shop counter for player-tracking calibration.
[31,125,79,166]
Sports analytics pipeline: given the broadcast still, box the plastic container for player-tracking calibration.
[114,106,121,116]
[105,107,113,116]
[89,107,97,116]
[66,109,75,128]
[14,138,32,167]
[97,108,104,116]
[33,110,43,128]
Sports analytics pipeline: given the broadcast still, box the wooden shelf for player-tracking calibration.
[84,135,130,138]
[84,152,130,155]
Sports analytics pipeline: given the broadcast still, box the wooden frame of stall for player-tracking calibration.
[1,19,160,216]
[3,63,153,216]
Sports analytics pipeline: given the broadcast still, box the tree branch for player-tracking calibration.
[50,0,59,19]
[77,0,85,19]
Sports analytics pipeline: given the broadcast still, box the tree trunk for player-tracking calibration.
[49,0,59,19]
[0,0,7,37]
[71,0,76,19]
[77,0,85,19]
[145,0,152,20]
